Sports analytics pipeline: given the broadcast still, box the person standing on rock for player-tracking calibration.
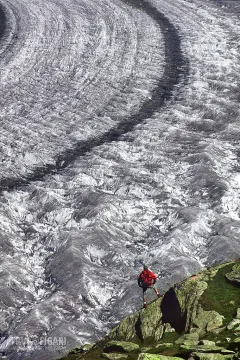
[138,265,161,308]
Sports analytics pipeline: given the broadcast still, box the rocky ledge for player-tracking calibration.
[57,260,240,360]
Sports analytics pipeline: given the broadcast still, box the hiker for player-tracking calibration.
[138,265,161,308]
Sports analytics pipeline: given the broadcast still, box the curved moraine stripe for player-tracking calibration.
[0,0,186,193]
[0,4,6,39]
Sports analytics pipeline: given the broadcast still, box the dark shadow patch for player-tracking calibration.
[104,344,127,353]
[135,314,144,342]
[0,4,6,40]
[161,287,186,334]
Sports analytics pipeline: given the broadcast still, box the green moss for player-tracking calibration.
[138,332,188,357]
[121,349,140,360]
[203,328,231,345]
[161,332,179,344]
[199,263,240,325]
[104,341,140,353]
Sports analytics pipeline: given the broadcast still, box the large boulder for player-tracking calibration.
[180,344,222,352]
[175,332,199,345]
[191,353,230,360]
[199,340,216,346]
[193,311,224,335]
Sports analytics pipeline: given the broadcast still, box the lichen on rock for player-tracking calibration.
[137,354,184,360]
[227,319,240,330]
[235,308,240,319]
[57,260,240,360]
[193,310,224,335]
[104,340,140,353]
[107,298,164,342]
[225,264,240,285]
[101,353,129,360]
[172,278,208,332]
[191,353,229,360]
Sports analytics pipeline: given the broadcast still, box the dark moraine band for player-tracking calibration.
[0,3,6,40]
[0,0,188,193]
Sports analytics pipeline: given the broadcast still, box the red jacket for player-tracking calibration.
[138,269,157,288]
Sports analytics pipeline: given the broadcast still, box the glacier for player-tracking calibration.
[0,0,239,359]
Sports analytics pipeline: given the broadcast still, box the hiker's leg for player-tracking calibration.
[152,285,161,297]
[143,288,147,308]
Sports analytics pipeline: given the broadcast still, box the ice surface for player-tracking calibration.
[0,0,239,359]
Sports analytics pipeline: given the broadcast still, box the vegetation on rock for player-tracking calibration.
[57,260,240,360]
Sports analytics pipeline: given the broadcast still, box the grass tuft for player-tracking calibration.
[200,262,240,325]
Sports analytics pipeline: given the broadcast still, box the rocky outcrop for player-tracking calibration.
[106,298,164,342]
[169,276,208,333]
[106,264,233,343]
[57,260,240,360]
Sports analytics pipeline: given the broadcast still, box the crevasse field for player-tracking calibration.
[0,0,240,359]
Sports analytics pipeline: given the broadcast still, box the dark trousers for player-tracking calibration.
[142,285,160,306]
